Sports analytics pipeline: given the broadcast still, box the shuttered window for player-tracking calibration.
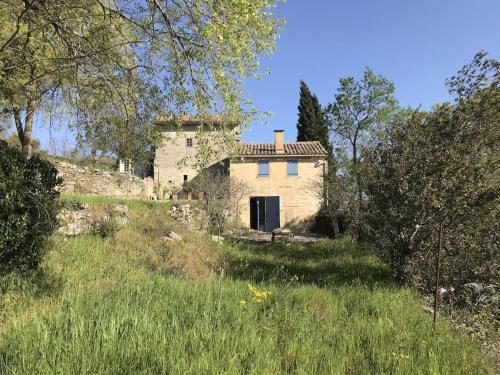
[258,160,269,176]
[287,160,298,176]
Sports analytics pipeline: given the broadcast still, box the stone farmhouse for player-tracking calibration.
[153,117,327,232]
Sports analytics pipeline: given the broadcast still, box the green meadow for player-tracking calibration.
[0,195,493,374]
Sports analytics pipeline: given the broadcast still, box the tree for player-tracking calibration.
[190,172,249,236]
[363,52,499,286]
[325,68,397,238]
[296,81,331,155]
[0,0,282,158]
[3,132,45,156]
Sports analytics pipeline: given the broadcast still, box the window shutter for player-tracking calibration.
[287,160,298,176]
[258,160,269,176]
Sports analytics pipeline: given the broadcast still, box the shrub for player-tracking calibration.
[362,53,499,289]
[89,217,118,238]
[0,140,61,274]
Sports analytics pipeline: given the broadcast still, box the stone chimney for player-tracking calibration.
[274,130,284,154]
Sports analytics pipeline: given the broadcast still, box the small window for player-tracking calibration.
[183,175,188,182]
[186,138,193,147]
[287,160,298,176]
[258,160,269,176]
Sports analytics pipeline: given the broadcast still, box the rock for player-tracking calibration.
[169,204,197,227]
[463,282,484,294]
[111,204,128,216]
[57,208,94,235]
[160,236,175,243]
[167,231,182,241]
[272,228,294,244]
[211,235,224,243]
[111,204,129,225]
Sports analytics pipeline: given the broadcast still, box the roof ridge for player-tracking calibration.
[240,140,322,145]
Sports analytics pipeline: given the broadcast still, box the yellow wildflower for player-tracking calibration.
[247,284,272,302]
[239,300,246,305]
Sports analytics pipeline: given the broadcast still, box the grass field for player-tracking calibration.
[0,195,494,374]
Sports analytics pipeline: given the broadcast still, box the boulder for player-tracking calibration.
[272,228,294,244]
[211,235,224,243]
[57,207,95,236]
[167,231,182,241]
[111,204,129,225]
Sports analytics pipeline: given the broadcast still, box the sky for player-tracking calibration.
[242,0,500,143]
[33,0,500,150]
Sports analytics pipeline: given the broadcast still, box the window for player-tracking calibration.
[186,138,193,147]
[287,160,298,176]
[183,175,188,182]
[258,160,269,176]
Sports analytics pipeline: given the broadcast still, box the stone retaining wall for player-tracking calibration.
[53,159,147,198]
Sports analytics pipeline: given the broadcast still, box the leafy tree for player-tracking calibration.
[363,52,499,287]
[325,68,397,238]
[73,75,162,163]
[0,0,282,158]
[326,68,397,170]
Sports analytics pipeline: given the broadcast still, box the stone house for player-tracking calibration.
[153,117,327,231]
[231,130,327,231]
[153,115,240,194]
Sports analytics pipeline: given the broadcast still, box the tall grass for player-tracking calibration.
[0,197,494,374]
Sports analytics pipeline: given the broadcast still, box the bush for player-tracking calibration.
[0,140,61,274]
[90,216,118,238]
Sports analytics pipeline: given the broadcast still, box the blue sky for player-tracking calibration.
[33,0,500,149]
[243,0,500,143]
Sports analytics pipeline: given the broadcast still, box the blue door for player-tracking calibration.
[264,196,280,232]
[250,196,280,232]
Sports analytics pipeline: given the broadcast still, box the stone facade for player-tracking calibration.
[230,154,326,231]
[230,130,327,231]
[153,118,326,231]
[153,119,240,195]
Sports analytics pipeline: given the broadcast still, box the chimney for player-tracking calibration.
[274,130,284,154]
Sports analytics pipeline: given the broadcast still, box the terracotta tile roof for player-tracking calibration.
[239,141,327,157]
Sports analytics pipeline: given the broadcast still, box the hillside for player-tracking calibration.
[0,195,494,374]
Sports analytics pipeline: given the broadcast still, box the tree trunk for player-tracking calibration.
[13,102,35,159]
[332,216,340,238]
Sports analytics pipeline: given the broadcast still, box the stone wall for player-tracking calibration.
[53,159,147,198]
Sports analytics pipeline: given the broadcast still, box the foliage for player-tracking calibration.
[325,68,398,238]
[73,77,162,162]
[362,52,499,287]
[2,131,45,156]
[0,0,282,158]
[296,80,332,156]
[89,217,118,239]
[0,140,60,274]
[326,68,397,166]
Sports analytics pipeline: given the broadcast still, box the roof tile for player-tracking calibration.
[239,141,327,157]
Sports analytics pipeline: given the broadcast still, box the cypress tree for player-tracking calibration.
[296,80,332,157]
